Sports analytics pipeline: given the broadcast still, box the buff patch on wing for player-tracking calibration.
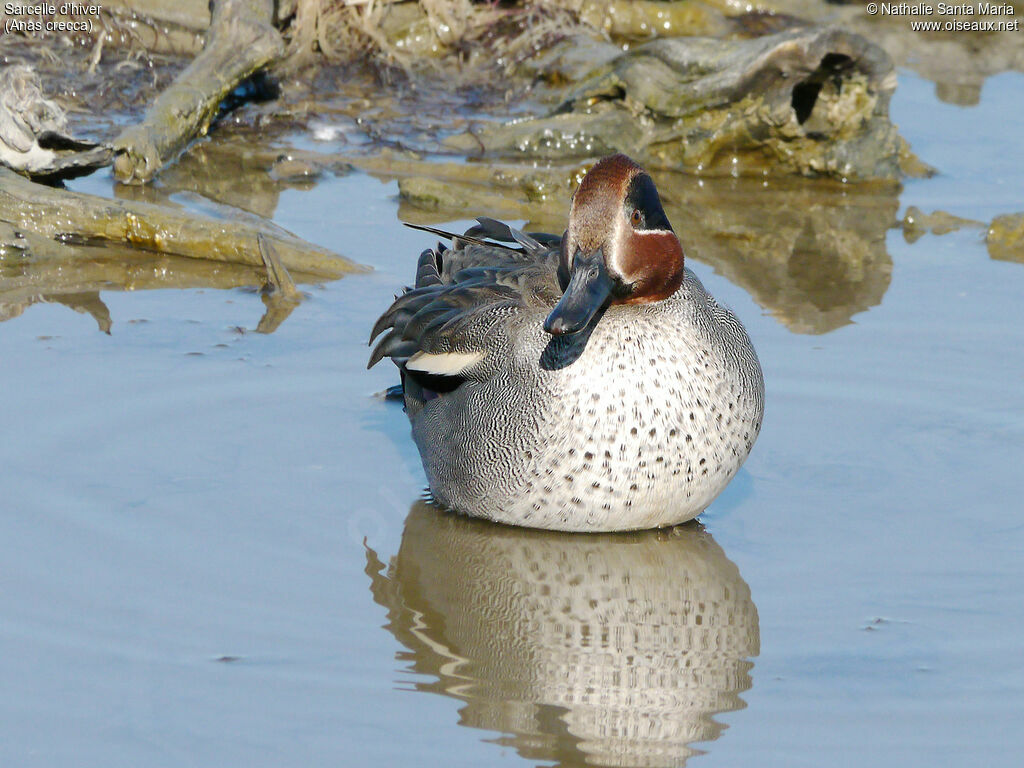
[406,350,486,376]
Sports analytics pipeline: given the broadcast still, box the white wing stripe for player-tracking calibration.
[406,351,486,376]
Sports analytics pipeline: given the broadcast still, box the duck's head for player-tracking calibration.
[544,154,685,336]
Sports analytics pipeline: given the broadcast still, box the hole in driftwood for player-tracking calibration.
[791,53,855,124]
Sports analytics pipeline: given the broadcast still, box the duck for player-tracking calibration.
[369,154,764,532]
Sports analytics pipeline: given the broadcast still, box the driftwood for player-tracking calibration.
[447,26,915,181]
[732,0,1024,105]
[0,167,362,279]
[99,0,211,55]
[112,0,284,183]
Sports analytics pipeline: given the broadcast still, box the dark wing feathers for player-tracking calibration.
[402,304,463,342]
[367,328,419,369]
[368,220,562,372]
[368,282,438,343]
[417,301,517,358]
[402,221,521,254]
[414,246,444,287]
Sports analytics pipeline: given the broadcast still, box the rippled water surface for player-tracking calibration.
[2,70,1023,767]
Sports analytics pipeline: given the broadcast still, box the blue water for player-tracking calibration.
[1,70,1023,767]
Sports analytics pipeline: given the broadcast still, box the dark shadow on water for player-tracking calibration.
[366,501,760,768]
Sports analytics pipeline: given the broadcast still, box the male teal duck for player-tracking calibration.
[369,154,764,532]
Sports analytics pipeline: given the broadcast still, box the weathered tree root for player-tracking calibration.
[112,0,285,184]
[445,26,919,181]
[0,167,363,279]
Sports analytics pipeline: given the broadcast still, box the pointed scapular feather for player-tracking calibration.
[369,302,412,343]
[473,216,545,252]
[402,221,514,252]
[369,311,398,345]
[367,328,399,369]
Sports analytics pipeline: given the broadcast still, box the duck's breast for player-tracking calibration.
[413,269,763,530]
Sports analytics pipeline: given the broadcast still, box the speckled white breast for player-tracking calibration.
[411,269,764,531]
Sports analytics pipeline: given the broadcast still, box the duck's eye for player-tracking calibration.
[630,208,643,227]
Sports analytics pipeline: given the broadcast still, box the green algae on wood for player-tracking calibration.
[447,26,912,181]
[0,168,363,279]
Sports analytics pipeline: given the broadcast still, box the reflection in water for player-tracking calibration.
[987,212,1024,265]
[0,240,304,333]
[661,176,897,335]
[367,502,759,767]
[397,168,898,334]
[119,136,349,220]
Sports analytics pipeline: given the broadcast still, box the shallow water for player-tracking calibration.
[2,68,1024,768]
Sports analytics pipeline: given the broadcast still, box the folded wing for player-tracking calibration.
[368,220,563,389]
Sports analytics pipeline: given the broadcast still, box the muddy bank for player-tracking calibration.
[5,0,1019,185]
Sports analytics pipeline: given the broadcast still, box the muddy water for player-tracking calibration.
[2,70,1024,767]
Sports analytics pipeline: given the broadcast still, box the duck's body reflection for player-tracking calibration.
[367,502,759,767]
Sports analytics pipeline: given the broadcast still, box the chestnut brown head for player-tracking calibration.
[545,155,685,336]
